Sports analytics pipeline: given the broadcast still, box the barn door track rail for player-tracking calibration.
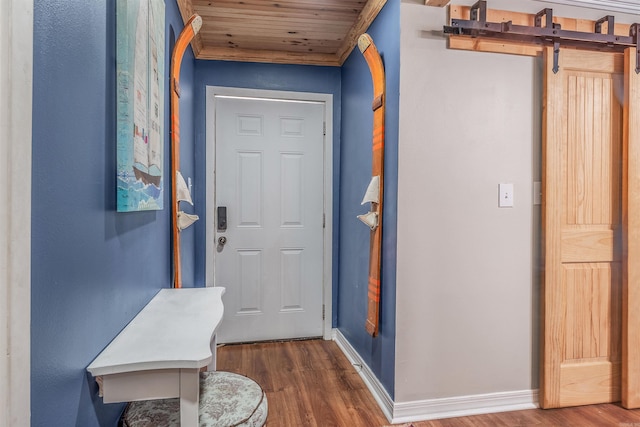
[443,0,640,73]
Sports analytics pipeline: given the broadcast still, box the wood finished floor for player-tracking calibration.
[216,339,640,427]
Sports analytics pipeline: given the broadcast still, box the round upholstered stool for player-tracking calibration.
[122,371,268,427]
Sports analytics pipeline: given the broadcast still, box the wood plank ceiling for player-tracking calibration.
[176,0,387,66]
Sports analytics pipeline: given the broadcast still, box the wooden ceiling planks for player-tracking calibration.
[175,0,387,66]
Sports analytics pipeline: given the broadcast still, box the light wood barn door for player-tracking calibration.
[622,48,640,410]
[541,47,624,408]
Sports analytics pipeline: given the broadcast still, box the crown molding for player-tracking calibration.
[534,0,640,14]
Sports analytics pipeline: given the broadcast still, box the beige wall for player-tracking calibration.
[396,0,638,404]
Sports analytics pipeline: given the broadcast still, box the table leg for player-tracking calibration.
[179,369,199,427]
[208,334,217,371]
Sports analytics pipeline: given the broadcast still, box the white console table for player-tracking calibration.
[87,287,225,427]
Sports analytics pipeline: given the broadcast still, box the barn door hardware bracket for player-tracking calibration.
[632,23,640,74]
[443,0,640,74]
[595,15,615,36]
[553,40,560,74]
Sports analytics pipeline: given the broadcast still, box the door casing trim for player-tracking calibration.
[1,0,33,423]
[204,86,334,340]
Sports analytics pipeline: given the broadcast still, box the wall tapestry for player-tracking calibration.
[116,0,165,211]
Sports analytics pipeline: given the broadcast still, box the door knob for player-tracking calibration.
[218,236,227,246]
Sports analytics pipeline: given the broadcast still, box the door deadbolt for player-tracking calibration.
[218,236,227,246]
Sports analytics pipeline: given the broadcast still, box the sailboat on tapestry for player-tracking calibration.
[116,0,165,212]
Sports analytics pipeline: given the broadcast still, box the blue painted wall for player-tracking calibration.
[192,61,342,317]
[337,0,400,397]
[31,0,193,425]
[31,0,396,421]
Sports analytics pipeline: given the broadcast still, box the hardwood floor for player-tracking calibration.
[217,338,387,426]
[216,339,640,427]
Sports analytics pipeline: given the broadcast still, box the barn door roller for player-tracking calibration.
[443,0,640,74]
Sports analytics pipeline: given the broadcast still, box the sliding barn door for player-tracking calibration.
[622,48,640,410]
[541,47,624,408]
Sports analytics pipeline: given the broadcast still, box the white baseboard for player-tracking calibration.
[332,329,394,422]
[332,329,539,424]
[392,389,539,424]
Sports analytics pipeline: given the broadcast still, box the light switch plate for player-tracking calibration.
[499,183,514,208]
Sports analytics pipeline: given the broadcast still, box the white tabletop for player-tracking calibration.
[87,287,225,376]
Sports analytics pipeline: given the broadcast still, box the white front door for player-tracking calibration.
[212,94,326,343]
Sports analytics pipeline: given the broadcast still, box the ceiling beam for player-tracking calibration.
[425,0,450,6]
[175,0,204,56]
[336,0,387,65]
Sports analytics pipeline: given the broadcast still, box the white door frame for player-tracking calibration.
[205,86,333,340]
[1,0,33,424]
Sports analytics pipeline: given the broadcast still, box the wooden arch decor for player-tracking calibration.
[357,33,386,337]
[171,15,202,288]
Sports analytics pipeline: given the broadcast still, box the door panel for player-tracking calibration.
[214,96,325,343]
[622,48,640,409]
[542,47,623,408]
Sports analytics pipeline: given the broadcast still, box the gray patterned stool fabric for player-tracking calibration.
[122,371,268,427]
